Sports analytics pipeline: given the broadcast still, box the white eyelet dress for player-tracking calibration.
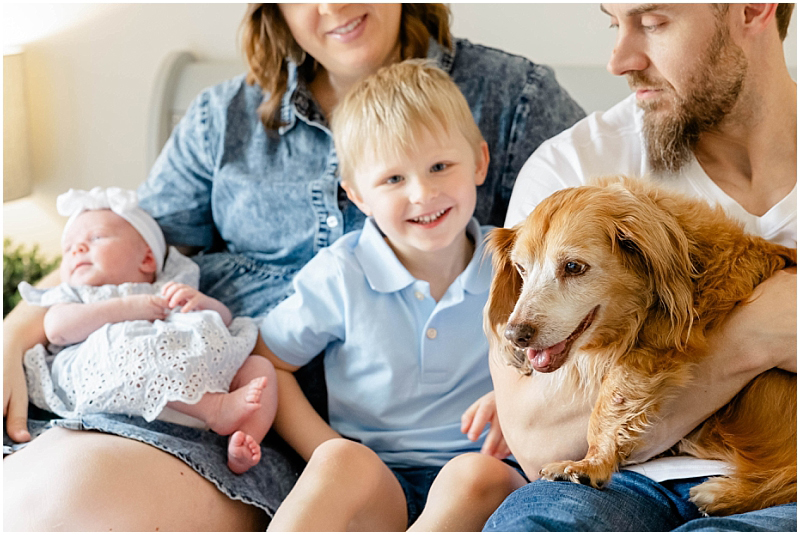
[20,247,257,422]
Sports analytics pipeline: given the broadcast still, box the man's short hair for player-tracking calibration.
[776,3,795,41]
[331,59,484,185]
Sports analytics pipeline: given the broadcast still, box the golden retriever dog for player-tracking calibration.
[484,176,796,516]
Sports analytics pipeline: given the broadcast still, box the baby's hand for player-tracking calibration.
[161,282,209,313]
[461,391,512,459]
[120,294,169,322]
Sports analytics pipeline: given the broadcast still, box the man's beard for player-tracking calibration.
[632,23,748,174]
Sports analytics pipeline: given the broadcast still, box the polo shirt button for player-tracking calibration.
[326,215,339,228]
[414,291,425,301]
[426,328,437,339]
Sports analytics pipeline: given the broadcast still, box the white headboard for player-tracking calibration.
[146,51,635,169]
[147,51,246,168]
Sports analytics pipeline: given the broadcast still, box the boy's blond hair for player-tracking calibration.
[331,59,485,186]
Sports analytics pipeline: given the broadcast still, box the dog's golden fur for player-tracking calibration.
[484,176,796,515]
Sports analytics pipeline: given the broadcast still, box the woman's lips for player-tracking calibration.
[327,14,367,42]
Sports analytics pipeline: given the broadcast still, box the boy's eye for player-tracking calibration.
[385,175,404,185]
[430,162,448,173]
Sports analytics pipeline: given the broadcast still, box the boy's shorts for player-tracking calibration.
[390,459,527,527]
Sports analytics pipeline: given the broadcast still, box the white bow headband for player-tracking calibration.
[57,187,166,273]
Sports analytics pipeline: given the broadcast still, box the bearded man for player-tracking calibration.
[486,4,796,532]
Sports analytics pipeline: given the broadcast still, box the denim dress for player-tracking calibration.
[9,38,585,518]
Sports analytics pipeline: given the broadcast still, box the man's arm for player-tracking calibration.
[628,268,796,462]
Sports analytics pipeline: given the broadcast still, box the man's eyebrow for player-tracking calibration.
[600,4,665,17]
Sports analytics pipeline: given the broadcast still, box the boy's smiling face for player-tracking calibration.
[343,126,489,262]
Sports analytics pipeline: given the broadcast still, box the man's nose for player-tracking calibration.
[607,30,649,77]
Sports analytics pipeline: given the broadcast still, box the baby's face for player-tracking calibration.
[60,209,154,286]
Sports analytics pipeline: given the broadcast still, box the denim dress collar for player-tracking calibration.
[278,38,456,137]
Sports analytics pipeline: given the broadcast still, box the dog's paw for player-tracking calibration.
[539,460,611,488]
[689,477,746,516]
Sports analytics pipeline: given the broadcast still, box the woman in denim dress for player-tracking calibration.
[3,4,585,530]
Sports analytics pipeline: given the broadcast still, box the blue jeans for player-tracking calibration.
[483,471,797,532]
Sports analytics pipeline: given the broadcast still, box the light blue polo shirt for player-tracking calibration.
[260,217,495,468]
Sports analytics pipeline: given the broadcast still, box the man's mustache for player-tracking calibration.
[626,71,670,92]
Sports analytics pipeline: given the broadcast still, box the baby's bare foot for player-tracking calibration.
[228,430,262,474]
[208,376,268,436]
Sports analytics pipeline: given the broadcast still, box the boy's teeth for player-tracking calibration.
[331,17,362,34]
[412,209,447,224]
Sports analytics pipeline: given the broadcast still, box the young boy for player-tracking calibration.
[255,60,526,531]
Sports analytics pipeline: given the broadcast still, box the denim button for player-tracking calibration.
[326,215,339,228]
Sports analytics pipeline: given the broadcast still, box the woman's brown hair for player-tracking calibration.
[240,4,452,131]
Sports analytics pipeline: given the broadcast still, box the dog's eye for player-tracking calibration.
[563,261,588,276]
[513,262,526,277]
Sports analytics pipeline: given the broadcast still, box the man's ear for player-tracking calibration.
[474,141,490,187]
[140,248,158,275]
[341,180,372,217]
[738,4,779,38]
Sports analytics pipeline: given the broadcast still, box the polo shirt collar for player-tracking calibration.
[354,217,491,296]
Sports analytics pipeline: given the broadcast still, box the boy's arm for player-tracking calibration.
[253,335,341,461]
[44,294,169,346]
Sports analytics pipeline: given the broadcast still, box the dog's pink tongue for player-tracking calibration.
[527,341,567,371]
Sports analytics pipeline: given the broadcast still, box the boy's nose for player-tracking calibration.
[409,179,439,204]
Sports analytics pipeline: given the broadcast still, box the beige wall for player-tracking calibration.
[3,3,798,256]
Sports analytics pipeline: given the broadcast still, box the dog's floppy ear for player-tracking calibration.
[608,188,695,349]
[483,227,522,337]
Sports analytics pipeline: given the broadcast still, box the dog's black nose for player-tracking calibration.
[505,323,536,347]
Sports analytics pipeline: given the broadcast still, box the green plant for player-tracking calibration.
[3,238,60,318]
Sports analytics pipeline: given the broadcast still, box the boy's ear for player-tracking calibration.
[140,248,158,275]
[341,180,373,217]
[474,141,490,187]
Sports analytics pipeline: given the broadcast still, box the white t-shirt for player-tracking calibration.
[507,94,797,247]
[505,93,797,482]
